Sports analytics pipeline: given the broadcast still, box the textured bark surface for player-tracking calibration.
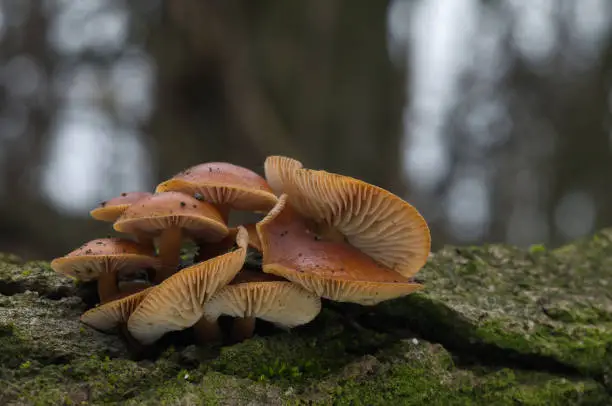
[0,231,611,404]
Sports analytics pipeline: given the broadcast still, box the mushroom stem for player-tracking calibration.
[192,317,223,344]
[97,270,119,304]
[229,317,256,343]
[155,226,183,283]
[195,233,235,263]
[134,231,155,251]
[215,204,231,225]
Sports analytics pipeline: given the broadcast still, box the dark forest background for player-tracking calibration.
[0,0,611,261]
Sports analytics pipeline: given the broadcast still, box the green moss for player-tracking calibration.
[0,258,77,298]
[1,227,612,404]
[528,244,546,254]
[371,229,612,383]
[5,336,608,405]
[299,341,610,405]
[205,310,390,385]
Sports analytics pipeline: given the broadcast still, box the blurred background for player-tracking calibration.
[0,0,611,261]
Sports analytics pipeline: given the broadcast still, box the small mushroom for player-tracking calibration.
[203,269,321,343]
[90,192,154,248]
[90,192,153,222]
[155,162,278,223]
[50,238,159,303]
[257,195,424,305]
[263,155,431,278]
[113,191,229,283]
[127,227,249,345]
[80,287,152,352]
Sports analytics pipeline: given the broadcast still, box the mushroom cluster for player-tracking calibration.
[51,156,430,351]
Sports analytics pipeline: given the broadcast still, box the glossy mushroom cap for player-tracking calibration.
[264,155,431,279]
[50,238,159,282]
[113,191,228,242]
[155,162,278,213]
[80,288,153,332]
[257,195,423,305]
[203,269,321,330]
[127,227,249,345]
[90,192,152,222]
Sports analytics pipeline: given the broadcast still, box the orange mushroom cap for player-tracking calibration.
[263,155,431,279]
[90,192,152,222]
[155,162,278,213]
[50,238,159,282]
[113,191,228,242]
[257,195,423,305]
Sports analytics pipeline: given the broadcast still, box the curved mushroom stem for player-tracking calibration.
[155,226,183,283]
[214,204,231,225]
[195,233,235,263]
[134,231,155,252]
[97,270,119,304]
[229,317,256,343]
[192,317,222,343]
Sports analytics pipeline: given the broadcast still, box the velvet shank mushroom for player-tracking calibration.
[51,238,159,303]
[264,155,430,279]
[90,191,154,248]
[81,287,152,333]
[202,269,321,343]
[80,287,152,351]
[256,195,424,305]
[264,155,303,196]
[113,191,228,283]
[127,227,249,345]
[90,192,152,222]
[155,162,278,223]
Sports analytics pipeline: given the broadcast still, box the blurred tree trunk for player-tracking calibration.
[0,4,109,259]
[546,38,612,246]
[145,0,406,193]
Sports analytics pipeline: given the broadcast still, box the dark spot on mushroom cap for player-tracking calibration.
[180,202,186,207]
[192,204,197,208]
[121,192,127,197]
